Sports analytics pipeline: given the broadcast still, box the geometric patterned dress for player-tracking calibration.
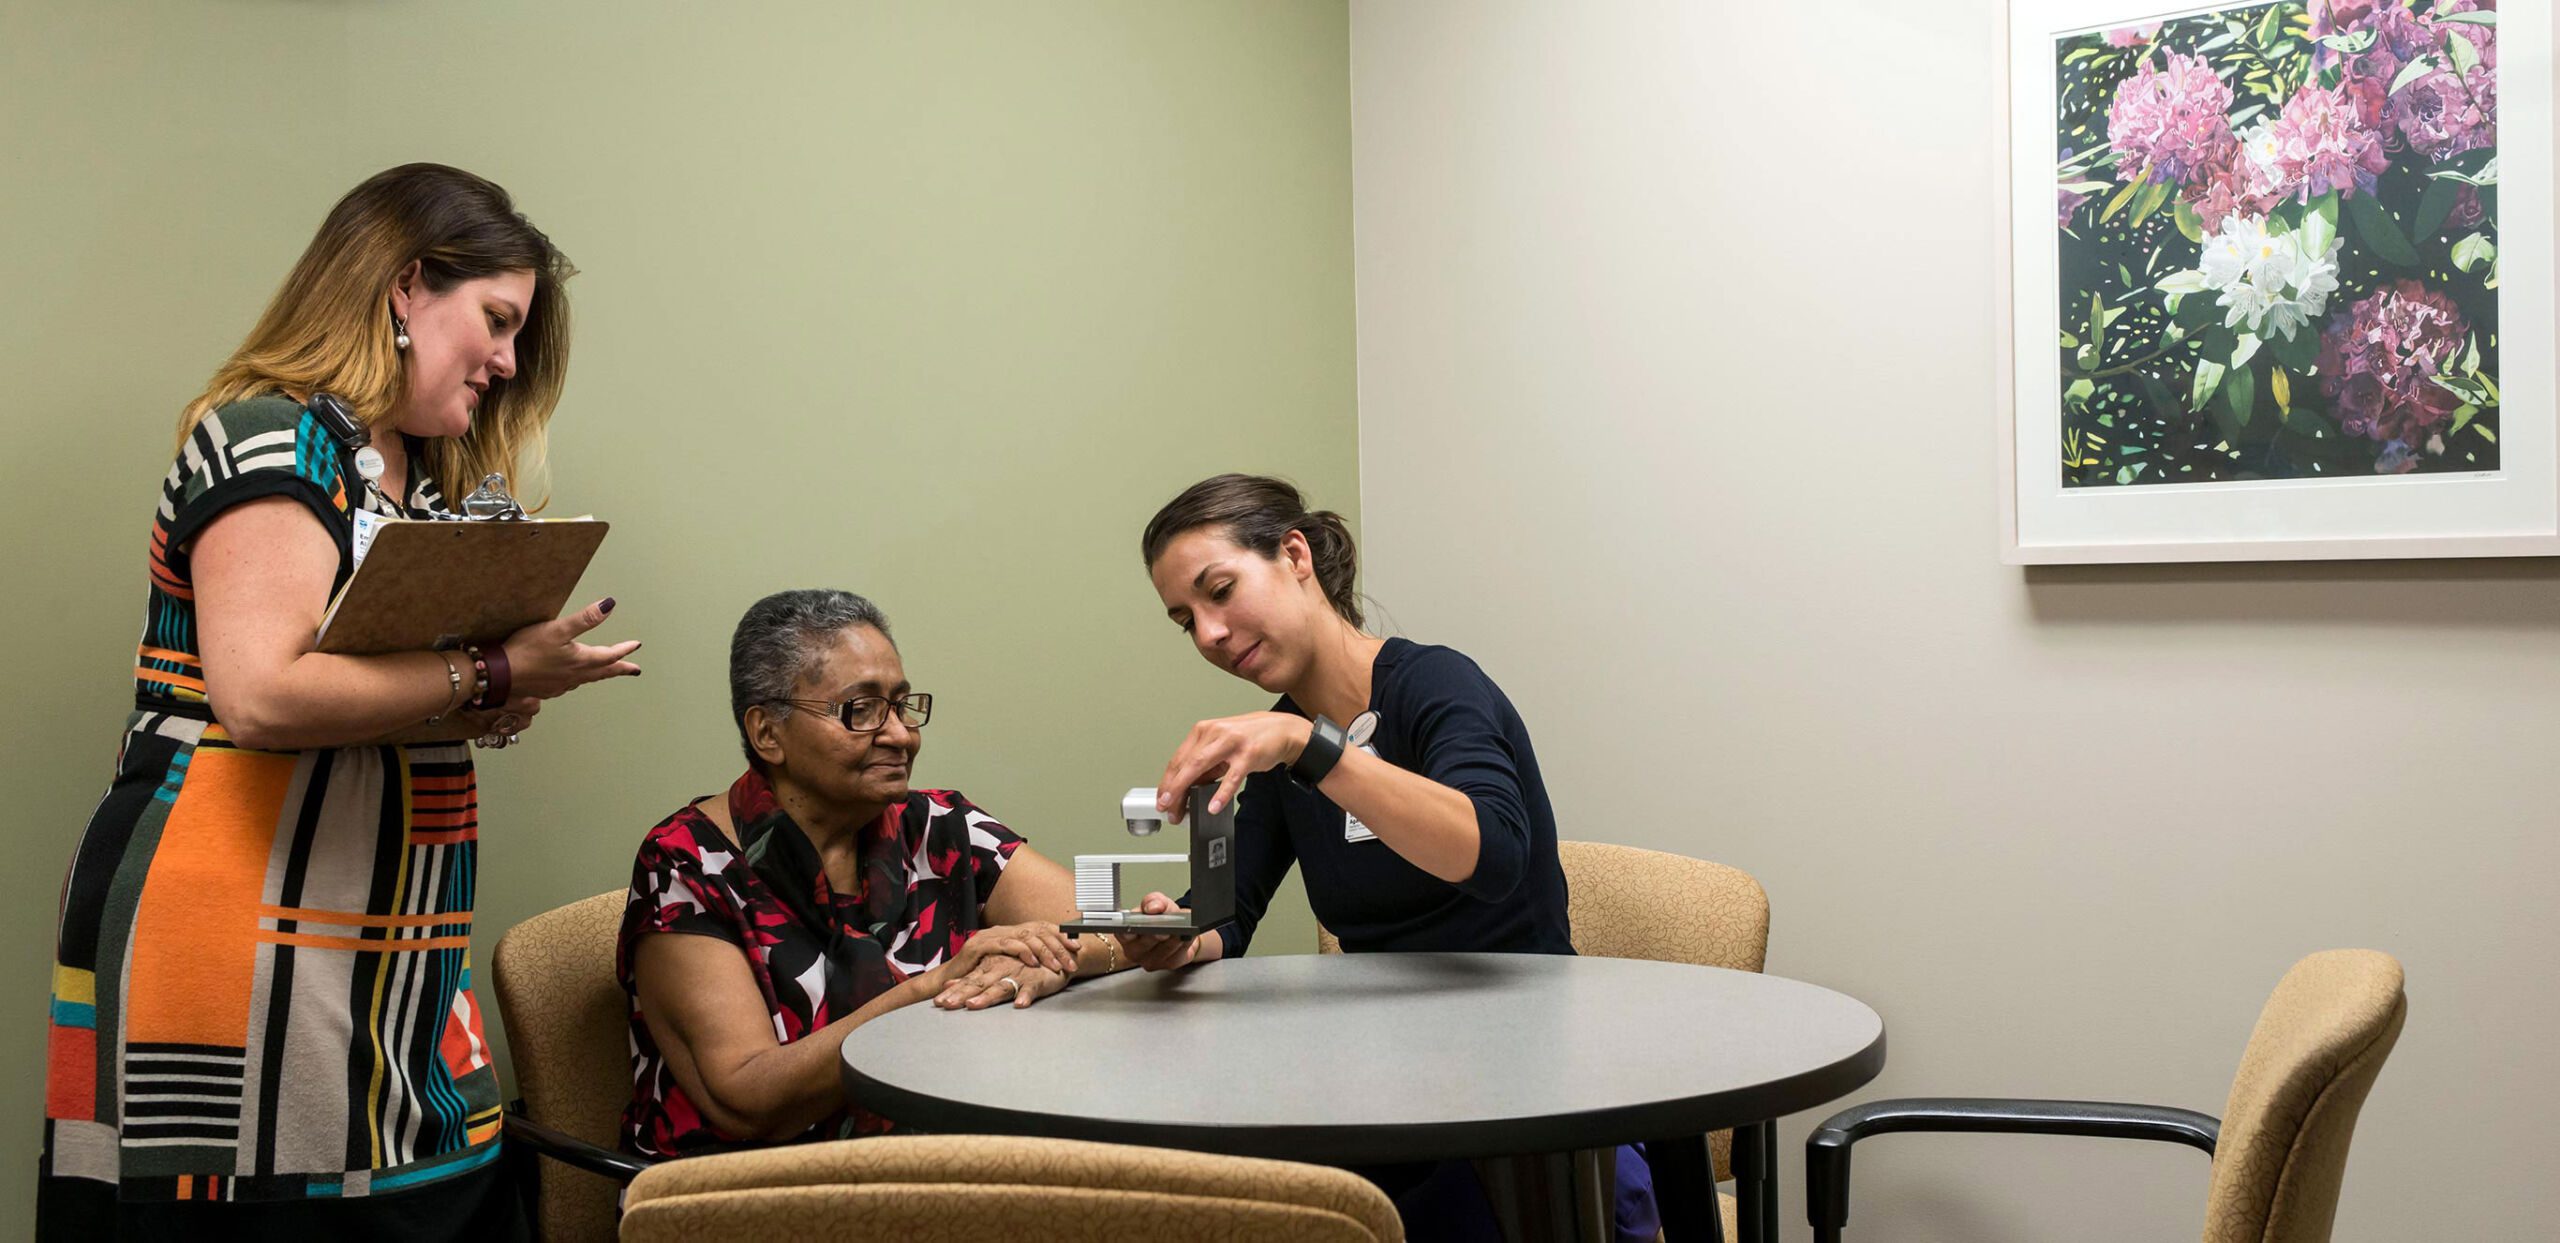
[44,395,502,1208]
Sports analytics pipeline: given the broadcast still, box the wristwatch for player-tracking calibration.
[1290,714,1348,788]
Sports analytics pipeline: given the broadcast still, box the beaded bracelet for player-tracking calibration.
[461,644,493,710]
[428,650,466,723]
[474,643,512,710]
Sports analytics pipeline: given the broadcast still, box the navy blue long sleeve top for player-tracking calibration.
[1206,637,1573,959]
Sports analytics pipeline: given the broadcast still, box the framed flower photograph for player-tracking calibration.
[2000,0,2556,562]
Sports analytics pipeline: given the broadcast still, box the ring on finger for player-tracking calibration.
[997,976,1022,998]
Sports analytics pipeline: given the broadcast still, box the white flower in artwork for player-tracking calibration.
[2196,212,2340,341]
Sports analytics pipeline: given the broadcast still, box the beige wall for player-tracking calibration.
[1350,2,2557,1239]
[1,0,1347,1227]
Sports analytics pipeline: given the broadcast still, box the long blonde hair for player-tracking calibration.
[181,163,575,506]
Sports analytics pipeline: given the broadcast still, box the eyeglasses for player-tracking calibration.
[771,692,934,734]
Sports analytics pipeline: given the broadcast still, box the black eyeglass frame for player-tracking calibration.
[769,692,934,733]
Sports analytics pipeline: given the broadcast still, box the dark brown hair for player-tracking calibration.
[1141,474,1363,628]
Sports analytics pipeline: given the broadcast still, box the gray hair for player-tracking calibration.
[730,588,894,770]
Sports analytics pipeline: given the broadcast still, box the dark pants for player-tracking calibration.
[1360,1142,1659,1243]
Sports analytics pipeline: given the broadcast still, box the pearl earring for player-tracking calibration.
[393,314,411,351]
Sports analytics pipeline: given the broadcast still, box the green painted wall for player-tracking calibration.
[1,1,1351,1227]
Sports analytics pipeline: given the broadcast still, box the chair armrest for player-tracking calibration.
[1805,1099,2218,1238]
[504,1110,654,1184]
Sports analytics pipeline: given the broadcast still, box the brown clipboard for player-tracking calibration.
[316,518,610,656]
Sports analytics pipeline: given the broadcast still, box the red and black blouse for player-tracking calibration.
[615,769,1023,1160]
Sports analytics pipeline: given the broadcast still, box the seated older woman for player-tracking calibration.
[617,588,1126,1157]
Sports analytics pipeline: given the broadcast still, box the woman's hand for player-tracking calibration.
[1117,893,1204,972]
[501,596,642,700]
[950,922,1080,977]
[932,955,1067,1011]
[1157,712,1314,821]
[451,696,541,740]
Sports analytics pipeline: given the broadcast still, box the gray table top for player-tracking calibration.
[840,952,1885,1164]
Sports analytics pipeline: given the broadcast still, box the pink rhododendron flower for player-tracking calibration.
[2316,279,2472,447]
[2391,60,2496,163]
[2105,23,2162,47]
[2108,52,2238,188]
[2059,185,2092,227]
[2262,83,2391,199]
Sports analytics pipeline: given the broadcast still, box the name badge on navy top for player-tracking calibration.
[1343,710,1381,843]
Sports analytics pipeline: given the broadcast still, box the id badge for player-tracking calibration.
[351,508,385,566]
[1343,710,1381,842]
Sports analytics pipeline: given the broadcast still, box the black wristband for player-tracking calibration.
[1290,714,1348,788]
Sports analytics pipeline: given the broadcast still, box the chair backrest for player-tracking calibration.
[619,1133,1405,1243]
[491,889,632,1243]
[2199,949,2408,1243]
[1316,840,1770,1180]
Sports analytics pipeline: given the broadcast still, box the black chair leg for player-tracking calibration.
[1754,1120,1779,1243]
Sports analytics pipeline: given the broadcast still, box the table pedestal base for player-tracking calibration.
[1475,1146,1616,1243]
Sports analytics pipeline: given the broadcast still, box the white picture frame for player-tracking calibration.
[1999,0,2557,563]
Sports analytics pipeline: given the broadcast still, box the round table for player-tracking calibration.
[841,953,1884,1243]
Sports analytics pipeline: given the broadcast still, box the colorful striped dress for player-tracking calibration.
[44,396,503,1211]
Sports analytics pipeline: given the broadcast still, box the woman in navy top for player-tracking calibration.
[1118,473,1654,1243]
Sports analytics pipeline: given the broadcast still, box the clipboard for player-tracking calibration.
[316,518,610,655]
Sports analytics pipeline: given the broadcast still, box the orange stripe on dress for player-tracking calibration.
[257,905,474,929]
[257,931,472,953]
[135,666,207,693]
[126,748,295,1049]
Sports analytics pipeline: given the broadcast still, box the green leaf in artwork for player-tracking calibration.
[2066,378,2096,408]
[2059,330,2080,349]
[2448,31,2481,78]
[2088,291,2107,357]
[2271,323,2321,372]
[2173,196,2206,243]
[2459,332,2479,376]
[2270,364,2292,412]
[2118,262,2135,290]
[2101,167,2150,223]
[2132,181,2172,227]
[2192,358,2227,412]
[2345,191,2422,266]
[2231,332,2263,369]
[2426,155,2499,186]
[2317,30,2375,54]
[2301,193,2339,255]
[2429,373,2494,405]
[2434,10,2496,25]
[2391,55,2436,95]
[2254,5,2283,46]
[2282,404,2330,436]
[2451,231,2496,272]
[2478,425,2497,443]
[2451,404,2477,434]
[2412,177,2461,240]
[2156,270,2210,295]
[2223,365,2255,425]
[2077,344,2101,371]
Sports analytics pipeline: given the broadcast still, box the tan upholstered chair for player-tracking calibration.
[1317,839,1769,1242]
[491,889,650,1243]
[1806,949,2407,1243]
[618,1133,1405,1242]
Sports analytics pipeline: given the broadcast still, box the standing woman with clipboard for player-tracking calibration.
[41,164,639,1240]
[1116,474,1657,1243]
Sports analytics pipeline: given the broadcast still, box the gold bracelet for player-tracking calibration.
[1102,935,1121,974]
[427,650,466,722]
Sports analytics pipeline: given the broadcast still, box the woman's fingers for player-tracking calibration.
[556,596,618,640]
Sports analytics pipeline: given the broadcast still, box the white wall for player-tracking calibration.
[1350,2,2560,1239]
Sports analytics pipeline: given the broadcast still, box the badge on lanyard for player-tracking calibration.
[1343,710,1381,843]
[351,507,385,566]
